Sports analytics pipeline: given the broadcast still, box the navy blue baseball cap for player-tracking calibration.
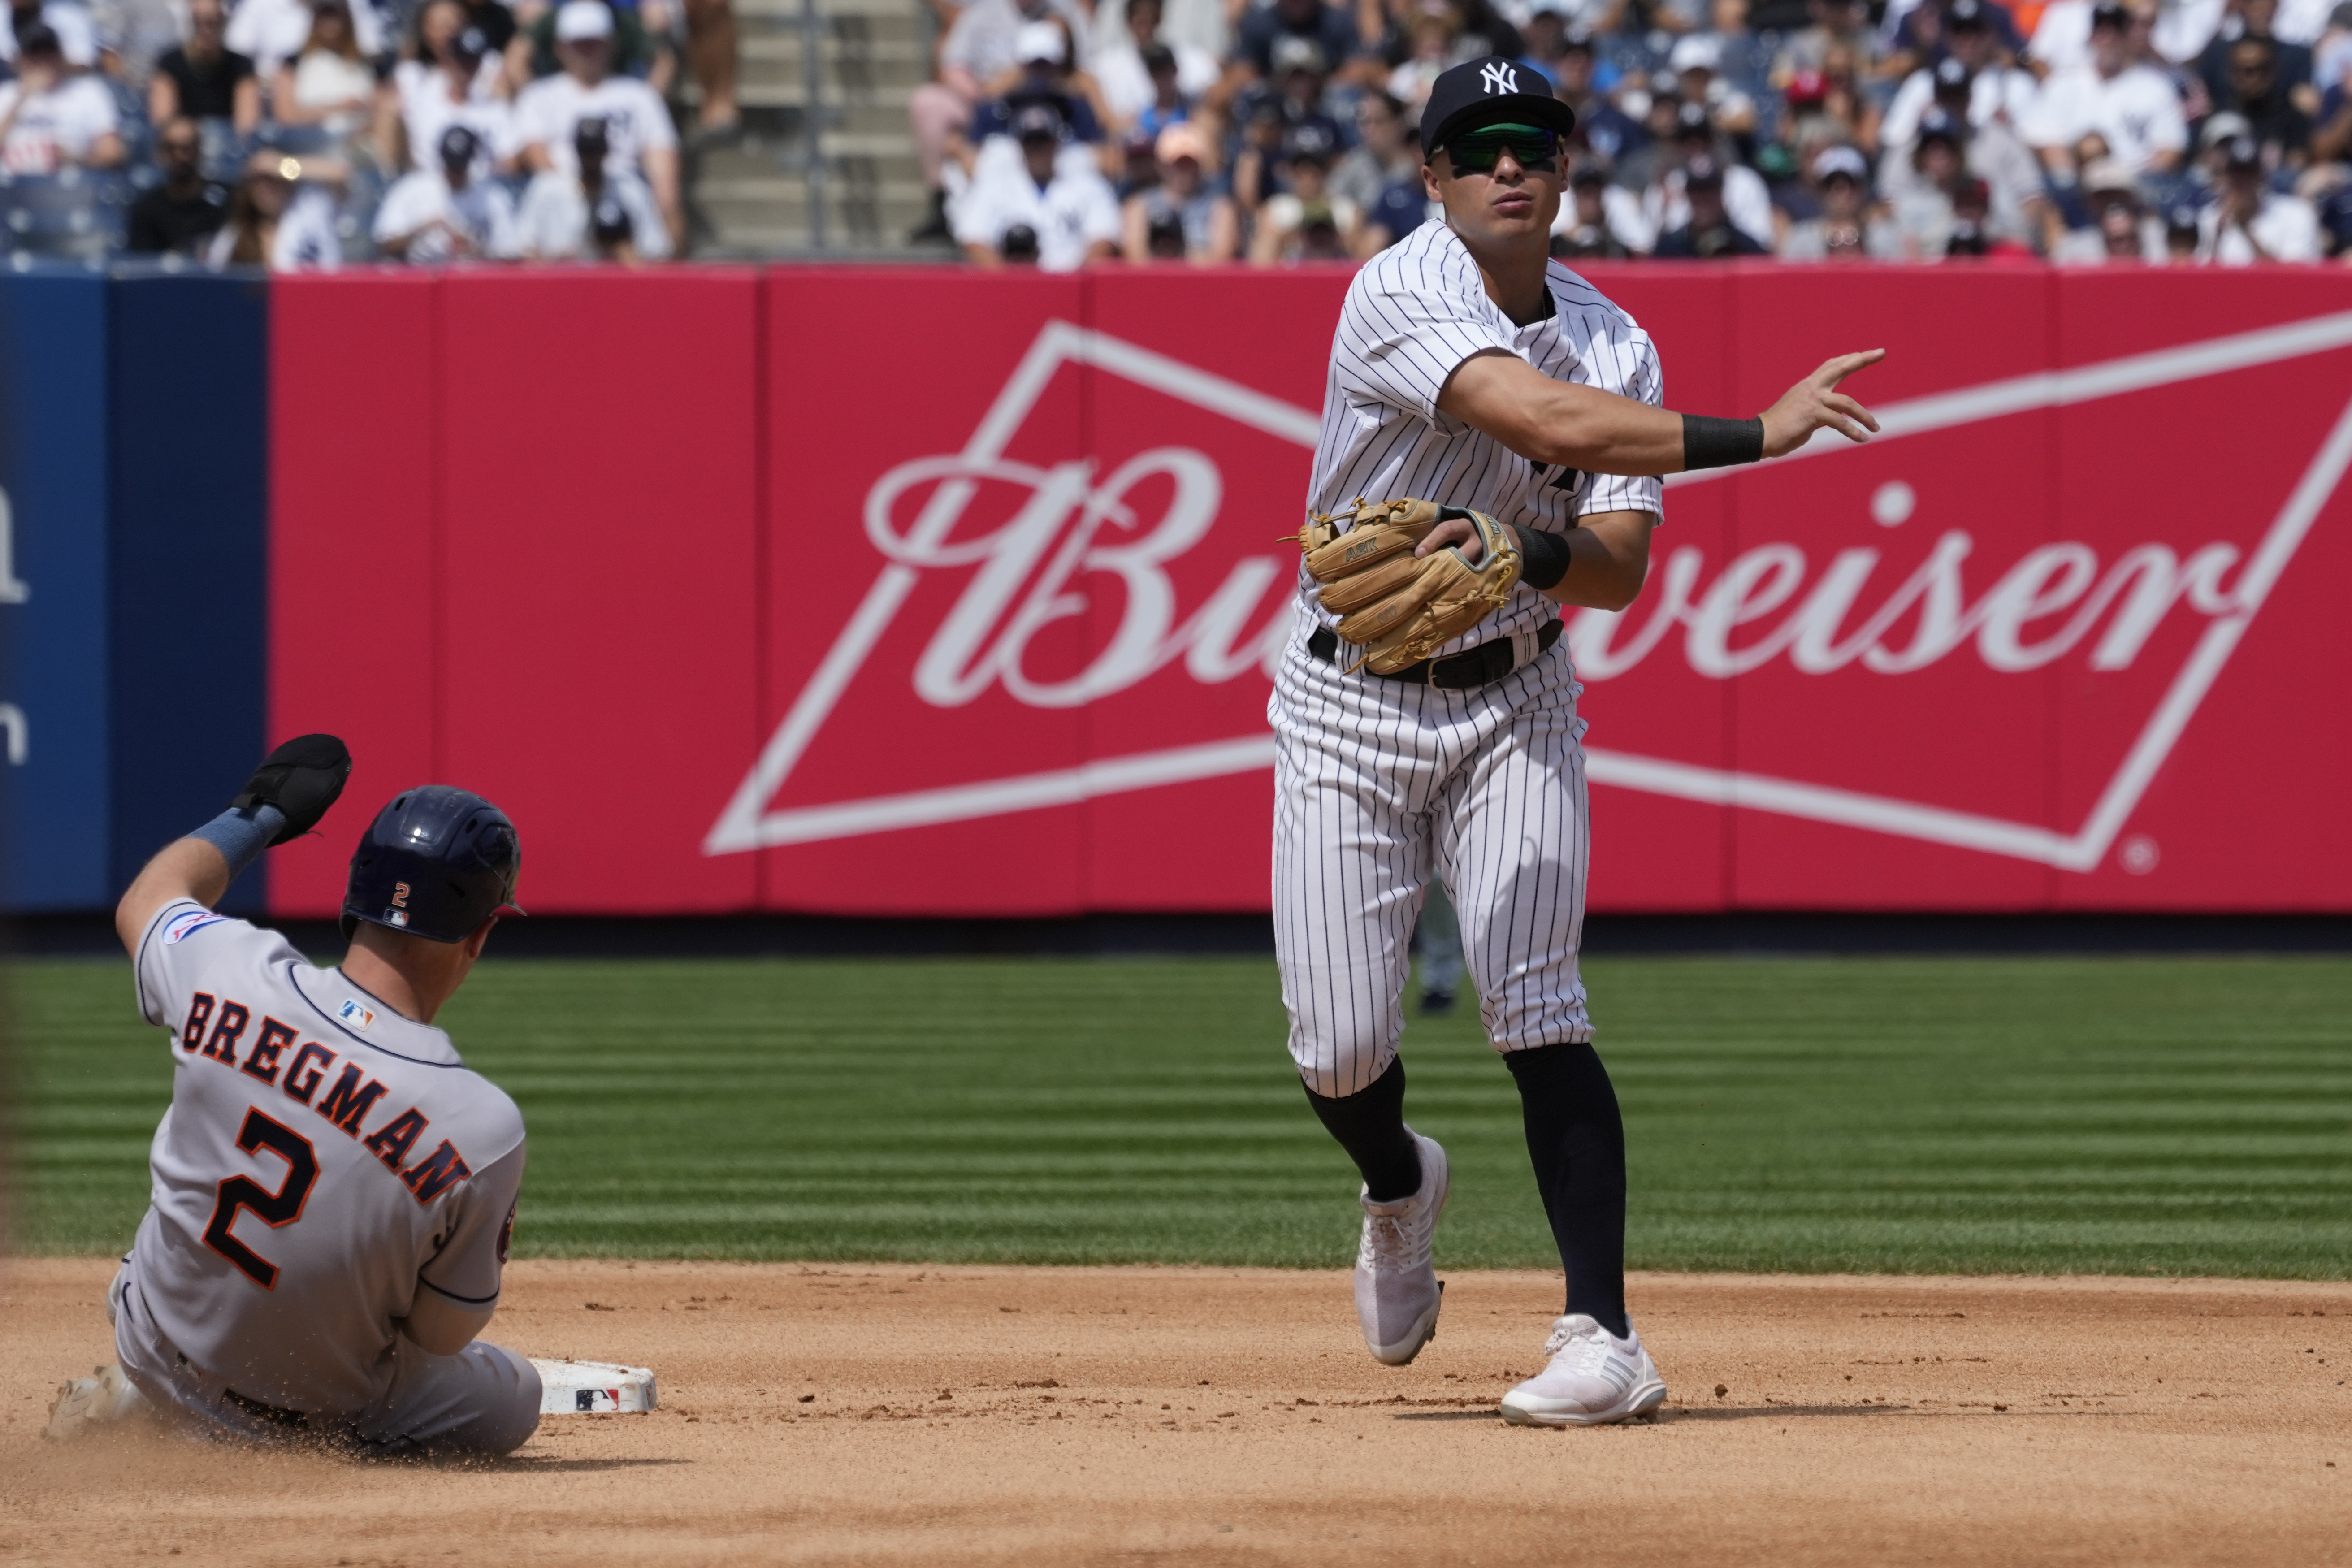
[1419,56,1578,158]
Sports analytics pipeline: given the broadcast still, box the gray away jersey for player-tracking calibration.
[1304,221,1666,660]
[127,901,525,1414]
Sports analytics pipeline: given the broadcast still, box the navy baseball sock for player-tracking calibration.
[1504,1042,1629,1338]
[1304,1056,1422,1203]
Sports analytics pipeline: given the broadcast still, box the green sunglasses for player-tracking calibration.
[1445,122,1560,175]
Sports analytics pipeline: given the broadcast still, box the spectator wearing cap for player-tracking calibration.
[1547,25,1646,164]
[209,147,344,269]
[2211,36,2314,166]
[2048,154,2163,255]
[2198,130,2323,254]
[909,0,1090,242]
[393,0,514,175]
[1549,156,1640,252]
[955,98,1121,266]
[1651,155,1771,251]
[374,123,519,260]
[515,113,671,257]
[127,116,231,255]
[1216,0,1369,112]
[1669,33,1759,137]
[513,0,667,90]
[1880,3,2038,147]
[1642,99,1774,245]
[1944,175,2040,253]
[1121,119,1238,258]
[1882,57,2046,239]
[1777,141,1886,254]
[514,0,681,248]
[1332,88,1418,210]
[0,22,123,172]
[2024,3,2188,177]
[960,22,1109,156]
[271,0,376,146]
[150,0,260,138]
[1880,106,1967,253]
[1090,0,1218,130]
[1250,117,1359,259]
[1879,0,2027,85]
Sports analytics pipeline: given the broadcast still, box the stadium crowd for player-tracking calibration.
[0,0,736,263]
[918,0,2352,264]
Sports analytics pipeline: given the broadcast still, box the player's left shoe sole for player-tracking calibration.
[1499,1374,1668,1428]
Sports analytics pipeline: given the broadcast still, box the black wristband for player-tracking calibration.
[1517,525,1572,591]
[1682,414,1765,471]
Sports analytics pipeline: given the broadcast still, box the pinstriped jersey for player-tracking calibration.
[126,901,525,1415]
[1302,220,1665,658]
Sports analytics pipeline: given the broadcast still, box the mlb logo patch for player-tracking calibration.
[337,998,374,1031]
[386,909,409,928]
[162,910,227,945]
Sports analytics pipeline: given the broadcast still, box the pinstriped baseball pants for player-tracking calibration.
[1269,632,1594,1099]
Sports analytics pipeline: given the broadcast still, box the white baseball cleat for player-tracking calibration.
[1355,1130,1448,1365]
[45,1364,150,1442]
[1500,1314,1668,1426]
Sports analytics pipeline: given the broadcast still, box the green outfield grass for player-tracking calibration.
[7,953,2350,1278]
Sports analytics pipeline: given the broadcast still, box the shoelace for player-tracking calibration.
[1541,1320,1617,1371]
[1360,1205,1430,1272]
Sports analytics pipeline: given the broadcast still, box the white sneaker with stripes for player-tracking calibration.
[1500,1314,1668,1426]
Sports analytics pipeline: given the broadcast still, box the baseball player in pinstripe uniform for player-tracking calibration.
[1274,56,1882,1425]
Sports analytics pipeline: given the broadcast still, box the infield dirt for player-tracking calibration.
[4,1260,2348,1566]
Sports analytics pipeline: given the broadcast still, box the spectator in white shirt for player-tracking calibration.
[910,0,1091,240]
[2026,3,2188,177]
[514,0,680,250]
[2199,132,2323,257]
[393,0,513,174]
[1089,0,1216,128]
[227,0,386,81]
[514,112,671,259]
[955,99,1119,268]
[0,22,123,172]
[0,0,98,67]
[1645,100,1775,248]
[209,147,343,269]
[374,123,518,260]
[272,0,378,144]
[1881,0,2036,146]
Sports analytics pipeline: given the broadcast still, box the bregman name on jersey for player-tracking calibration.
[173,988,476,1202]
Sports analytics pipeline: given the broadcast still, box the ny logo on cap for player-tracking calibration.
[1481,60,1519,94]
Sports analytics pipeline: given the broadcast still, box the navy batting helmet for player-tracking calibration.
[341,785,524,943]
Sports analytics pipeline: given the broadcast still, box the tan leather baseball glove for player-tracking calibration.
[1296,498,1523,676]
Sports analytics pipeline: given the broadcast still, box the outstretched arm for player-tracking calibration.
[1435,347,1886,475]
[113,735,353,957]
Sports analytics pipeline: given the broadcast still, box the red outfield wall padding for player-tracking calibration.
[270,264,2352,917]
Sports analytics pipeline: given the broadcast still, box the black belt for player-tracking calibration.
[1308,619,1560,690]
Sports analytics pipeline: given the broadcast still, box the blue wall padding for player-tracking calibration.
[0,269,113,911]
[104,272,270,913]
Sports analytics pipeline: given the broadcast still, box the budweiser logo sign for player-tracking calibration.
[706,310,2352,878]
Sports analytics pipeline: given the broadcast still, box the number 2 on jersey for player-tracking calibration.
[203,1108,320,1289]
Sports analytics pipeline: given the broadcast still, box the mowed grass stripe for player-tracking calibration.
[7,953,2349,1276]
